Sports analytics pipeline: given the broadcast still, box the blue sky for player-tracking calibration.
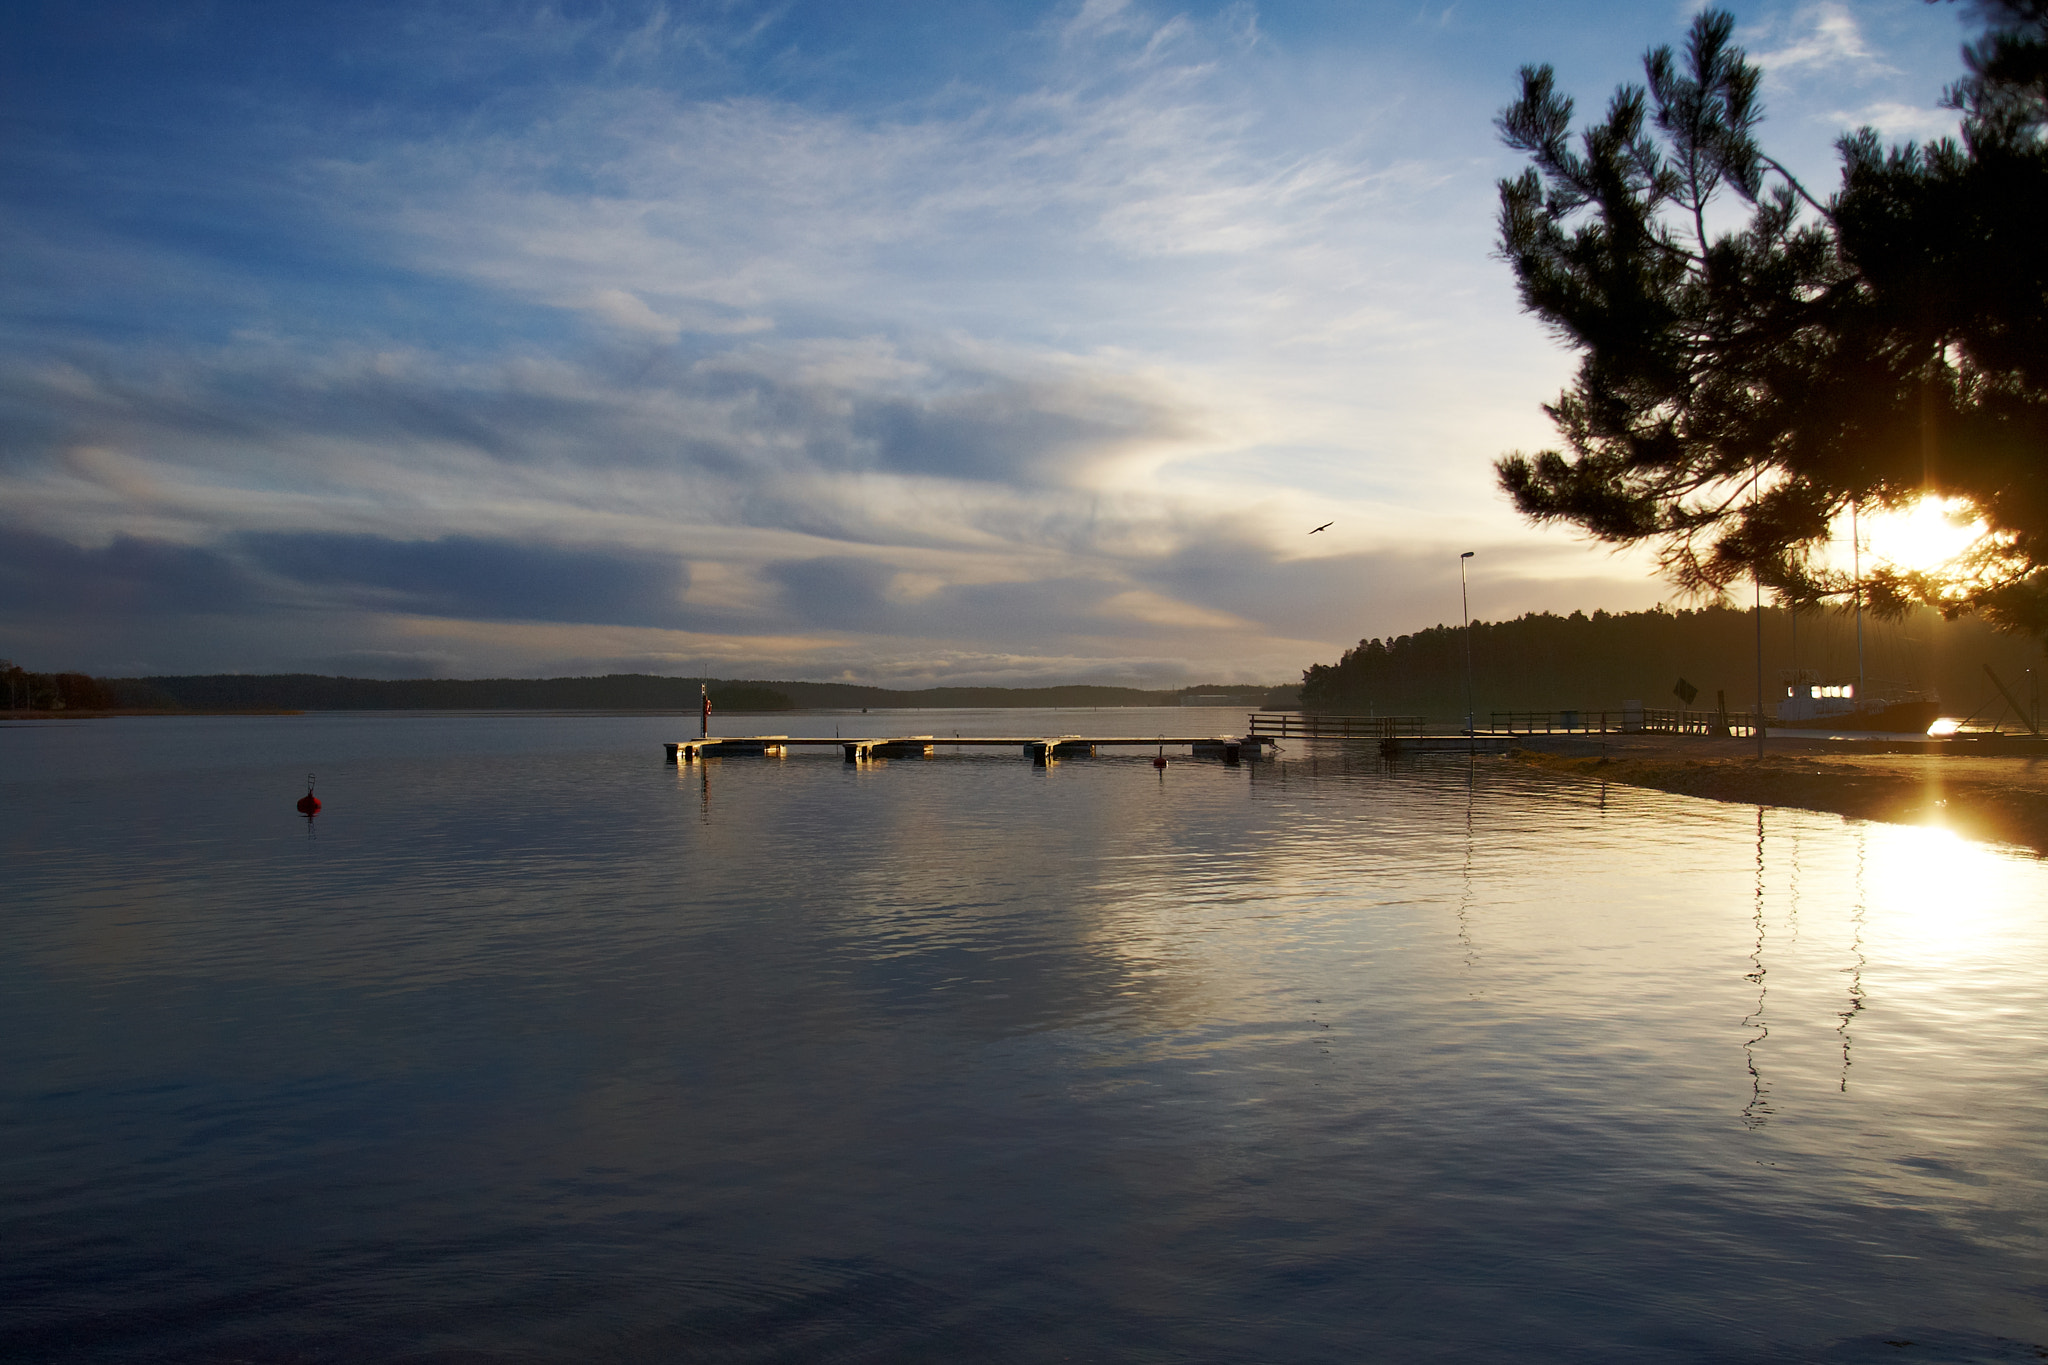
[0,0,1975,684]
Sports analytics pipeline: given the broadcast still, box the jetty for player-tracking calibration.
[1246,713,1518,754]
[667,734,1277,765]
[665,712,1558,765]
[665,714,1529,766]
[666,706,2030,768]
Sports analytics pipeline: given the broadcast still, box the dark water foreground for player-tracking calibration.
[4,710,2046,1364]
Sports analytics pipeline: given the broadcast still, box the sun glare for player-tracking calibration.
[1855,495,1988,575]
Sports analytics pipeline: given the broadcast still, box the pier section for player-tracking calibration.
[665,734,1275,766]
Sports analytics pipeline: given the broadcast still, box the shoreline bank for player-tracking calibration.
[1511,733,2048,855]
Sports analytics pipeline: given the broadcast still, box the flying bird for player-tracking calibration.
[1309,521,1333,534]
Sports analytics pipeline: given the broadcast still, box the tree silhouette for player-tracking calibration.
[1495,4,2048,642]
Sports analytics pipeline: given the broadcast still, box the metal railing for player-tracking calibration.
[1491,710,1627,734]
[1250,713,1428,739]
[1639,707,1763,737]
[1264,709,1766,740]
[1491,708,1765,737]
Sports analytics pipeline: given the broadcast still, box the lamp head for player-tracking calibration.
[1460,551,1475,559]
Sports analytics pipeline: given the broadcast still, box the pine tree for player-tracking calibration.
[1494,3,2048,641]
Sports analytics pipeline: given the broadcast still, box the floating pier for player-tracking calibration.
[1377,734,1519,754]
[665,734,1276,766]
[666,715,1529,768]
[1247,713,1526,756]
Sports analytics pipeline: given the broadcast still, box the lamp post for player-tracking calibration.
[1460,551,1476,740]
[1754,569,1765,759]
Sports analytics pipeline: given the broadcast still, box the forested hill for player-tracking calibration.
[102,674,1284,712]
[1302,604,2044,721]
[111,675,802,712]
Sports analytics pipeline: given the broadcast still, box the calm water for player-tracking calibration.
[4,709,2046,1364]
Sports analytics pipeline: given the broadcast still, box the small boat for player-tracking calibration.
[1775,670,1941,733]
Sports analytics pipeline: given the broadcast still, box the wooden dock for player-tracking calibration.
[666,714,1532,767]
[1380,734,1518,754]
[666,734,1276,766]
[1246,713,1518,755]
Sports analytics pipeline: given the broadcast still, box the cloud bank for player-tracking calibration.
[0,0,1972,682]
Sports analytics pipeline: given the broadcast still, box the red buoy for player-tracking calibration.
[296,773,321,816]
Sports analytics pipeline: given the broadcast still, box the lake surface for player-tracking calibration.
[5,709,2046,1363]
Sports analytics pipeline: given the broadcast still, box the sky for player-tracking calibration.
[0,0,1981,685]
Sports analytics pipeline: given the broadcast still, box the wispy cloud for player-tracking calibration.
[360,34,1408,343]
[10,0,1853,680]
[1831,99,1961,142]
[1751,2,1895,78]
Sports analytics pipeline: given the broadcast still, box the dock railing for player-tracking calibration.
[1250,713,1427,740]
[1491,708,1765,737]
[1491,710,1627,734]
[1261,709,1766,741]
[1639,707,1764,737]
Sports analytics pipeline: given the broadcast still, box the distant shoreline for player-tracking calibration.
[3,709,308,719]
[0,707,817,720]
[70,673,1294,714]
[2,701,1258,720]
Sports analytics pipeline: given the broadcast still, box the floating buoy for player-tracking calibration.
[296,772,321,817]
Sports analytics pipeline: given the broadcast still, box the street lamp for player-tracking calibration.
[1460,551,1476,739]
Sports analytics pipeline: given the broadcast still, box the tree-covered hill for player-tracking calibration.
[1,661,116,711]
[1303,603,2043,723]
[104,675,801,712]
[82,675,1295,713]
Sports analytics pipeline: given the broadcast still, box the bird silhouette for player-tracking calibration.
[1309,521,1333,534]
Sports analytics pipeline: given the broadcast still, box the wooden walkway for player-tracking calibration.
[1248,713,1517,754]
[667,734,1275,765]
[666,714,1553,766]
[1382,735,1518,753]
[1249,713,1427,740]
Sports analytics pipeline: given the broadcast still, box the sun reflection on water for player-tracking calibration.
[1857,820,2036,966]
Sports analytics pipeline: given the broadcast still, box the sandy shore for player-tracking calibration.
[1510,732,2048,855]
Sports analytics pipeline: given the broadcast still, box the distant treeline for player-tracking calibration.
[105,675,800,712]
[69,674,1296,713]
[1,660,117,711]
[1303,604,2045,721]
